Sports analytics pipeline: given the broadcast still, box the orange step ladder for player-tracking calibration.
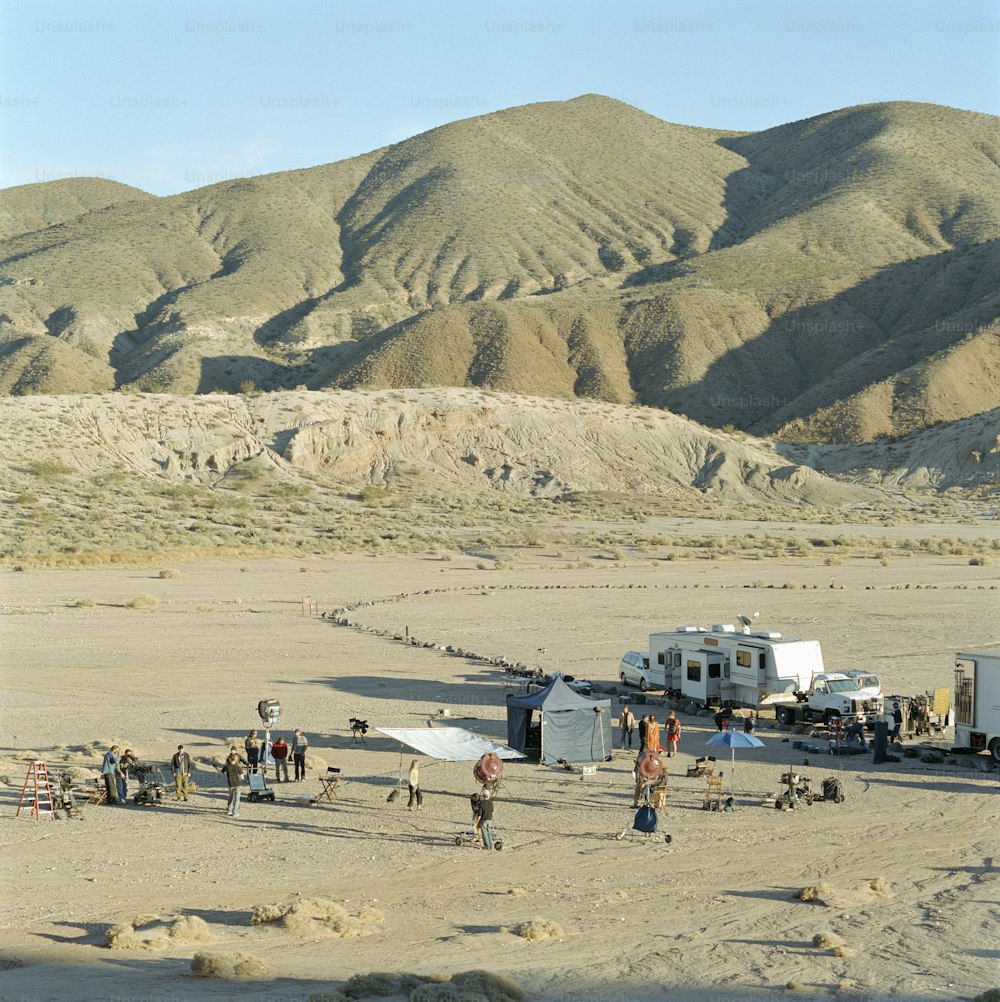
[16,761,56,821]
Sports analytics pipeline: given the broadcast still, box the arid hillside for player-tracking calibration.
[1,96,998,442]
[2,389,997,564]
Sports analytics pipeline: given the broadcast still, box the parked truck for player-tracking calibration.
[954,650,1000,763]
[639,621,883,721]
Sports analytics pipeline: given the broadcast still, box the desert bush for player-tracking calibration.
[250,897,380,937]
[70,598,96,608]
[125,593,159,610]
[511,916,564,941]
[335,972,436,999]
[105,923,143,950]
[449,970,525,1001]
[813,931,844,949]
[169,915,215,942]
[795,881,836,904]
[969,555,992,566]
[26,458,73,478]
[191,951,272,979]
[158,568,181,579]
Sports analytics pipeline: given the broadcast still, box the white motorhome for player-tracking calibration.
[648,623,825,708]
[954,650,1000,763]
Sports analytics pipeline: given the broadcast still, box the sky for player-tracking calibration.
[2,0,998,196]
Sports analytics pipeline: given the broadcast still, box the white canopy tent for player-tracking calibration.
[374,727,526,762]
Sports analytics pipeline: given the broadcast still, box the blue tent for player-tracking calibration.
[506,676,613,765]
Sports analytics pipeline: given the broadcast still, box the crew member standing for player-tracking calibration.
[292,729,308,782]
[223,749,245,817]
[101,744,121,806]
[171,744,192,802]
[890,701,903,743]
[407,759,423,810]
[620,705,635,750]
[476,789,496,850]
[271,735,289,782]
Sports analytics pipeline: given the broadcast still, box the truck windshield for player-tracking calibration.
[826,679,861,693]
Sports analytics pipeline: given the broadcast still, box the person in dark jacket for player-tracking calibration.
[475,789,496,850]
[222,749,245,817]
[292,729,308,781]
[638,714,648,750]
[118,749,139,802]
[244,730,260,773]
[171,744,192,801]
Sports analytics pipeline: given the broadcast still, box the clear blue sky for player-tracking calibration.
[2,0,998,195]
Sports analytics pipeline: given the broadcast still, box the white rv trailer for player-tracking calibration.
[954,650,1000,763]
[647,623,825,708]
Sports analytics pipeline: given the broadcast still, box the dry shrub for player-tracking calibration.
[249,902,288,925]
[133,914,160,929]
[511,917,564,941]
[251,898,381,937]
[795,882,836,905]
[832,945,857,958]
[126,593,159,610]
[330,970,522,1002]
[105,923,143,950]
[66,766,97,782]
[450,970,525,1001]
[336,971,431,998]
[0,956,26,969]
[169,915,216,942]
[812,931,843,949]
[191,951,272,980]
[507,887,527,897]
[409,986,479,1002]
[158,568,181,579]
[865,877,892,898]
[785,982,806,991]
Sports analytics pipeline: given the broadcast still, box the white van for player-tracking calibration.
[619,652,652,690]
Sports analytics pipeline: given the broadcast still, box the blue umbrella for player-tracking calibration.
[706,729,765,791]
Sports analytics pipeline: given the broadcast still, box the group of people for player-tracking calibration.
[99,745,139,805]
[840,701,904,752]
[619,706,683,757]
[240,729,309,782]
[99,730,310,814]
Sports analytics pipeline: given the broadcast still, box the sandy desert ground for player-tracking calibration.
[1,534,999,1002]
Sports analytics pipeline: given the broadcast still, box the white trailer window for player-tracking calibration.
[687,661,701,683]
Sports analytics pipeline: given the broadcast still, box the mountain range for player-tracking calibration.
[1,95,997,444]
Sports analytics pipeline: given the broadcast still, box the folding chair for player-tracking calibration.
[703,774,724,811]
[686,756,716,779]
[317,767,341,805]
[86,779,107,806]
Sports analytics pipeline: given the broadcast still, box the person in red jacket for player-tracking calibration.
[270,735,289,782]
